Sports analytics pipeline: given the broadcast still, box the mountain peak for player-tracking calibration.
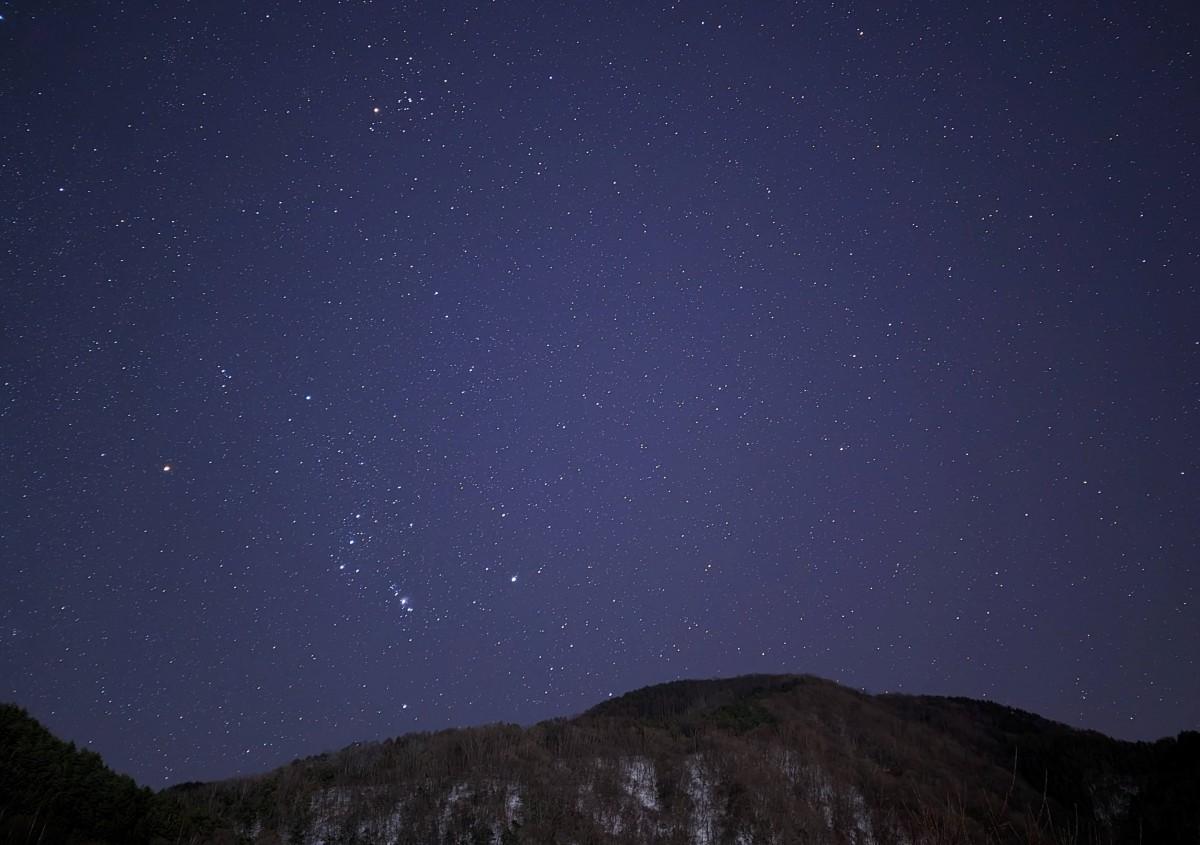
[3,673,1198,844]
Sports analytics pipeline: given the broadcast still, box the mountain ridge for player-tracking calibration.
[3,673,1197,844]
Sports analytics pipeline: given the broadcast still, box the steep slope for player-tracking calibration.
[3,675,1197,844]
[161,674,1198,844]
[0,703,202,844]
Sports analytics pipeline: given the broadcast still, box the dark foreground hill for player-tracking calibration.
[3,674,1197,844]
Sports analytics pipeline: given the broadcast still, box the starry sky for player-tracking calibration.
[2,1,1198,786]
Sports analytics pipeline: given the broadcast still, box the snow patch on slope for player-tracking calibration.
[505,783,523,825]
[438,782,472,842]
[307,787,354,845]
[686,757,720,845]
[358,806,404,843]
[848,785,876,845]
[774,748,800,785]
[804,764,835,829]
[622,756,660,810]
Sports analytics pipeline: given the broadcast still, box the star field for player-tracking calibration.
[1,1,1197,785]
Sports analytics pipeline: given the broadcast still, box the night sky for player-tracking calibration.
[2,1,1198,787]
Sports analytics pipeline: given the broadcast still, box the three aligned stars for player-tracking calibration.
[156,461,433,613]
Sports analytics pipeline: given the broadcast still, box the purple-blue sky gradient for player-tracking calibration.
[2,1,1197,785]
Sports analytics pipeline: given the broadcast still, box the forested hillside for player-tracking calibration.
[3,675,1197,844]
